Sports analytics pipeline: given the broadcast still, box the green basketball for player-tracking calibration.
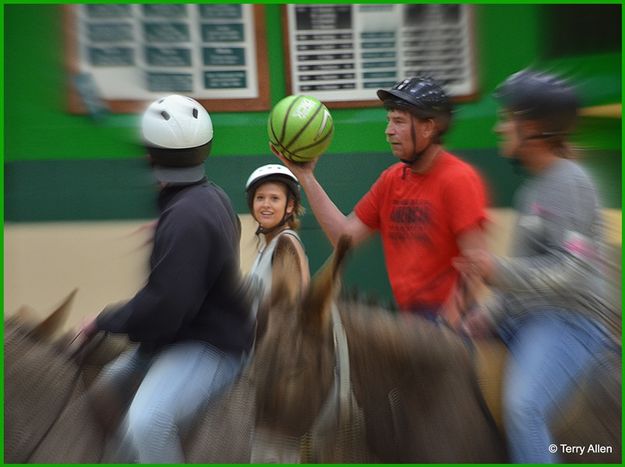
[267,95,334,163]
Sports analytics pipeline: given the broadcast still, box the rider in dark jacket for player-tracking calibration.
[81,95,253,463]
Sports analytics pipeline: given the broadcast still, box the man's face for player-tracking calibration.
[385,109,433,160]
[494,109,522,158]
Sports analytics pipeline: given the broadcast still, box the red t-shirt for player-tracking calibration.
[354,151,488,312]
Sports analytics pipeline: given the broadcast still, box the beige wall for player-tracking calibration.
[4,216,260,332]
[4,209,621,331]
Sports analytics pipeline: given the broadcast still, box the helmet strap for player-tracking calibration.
[511,124,549,173]
[400,115,432,165]
[255,208,293,236]
[524,133,551,141]
[516,118,557,143]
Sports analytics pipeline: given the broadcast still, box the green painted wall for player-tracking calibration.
[4,4,621,162]
[5,4,621,209]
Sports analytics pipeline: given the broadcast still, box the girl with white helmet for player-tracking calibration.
[244,164,309,463]
[245,164,310,314]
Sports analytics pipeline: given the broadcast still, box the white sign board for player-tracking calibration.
[67,4,269,112]
[285,4,477,104]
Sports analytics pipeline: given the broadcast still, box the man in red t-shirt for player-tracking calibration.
[272,77,488,318]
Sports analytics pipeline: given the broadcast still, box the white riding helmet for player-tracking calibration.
[141,95,213,184]
[245,164,298,191]
[142,95,213,149]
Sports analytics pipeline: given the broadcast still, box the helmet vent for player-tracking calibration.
[160,111,171,121]
[192,108,199,119]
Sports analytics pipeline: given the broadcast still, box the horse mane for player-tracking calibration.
[4,292,129,373]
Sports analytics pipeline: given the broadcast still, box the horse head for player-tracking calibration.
[4,290,90,462]
[4,290,132,463]
[252,235,351,436]
[5,289,77,342]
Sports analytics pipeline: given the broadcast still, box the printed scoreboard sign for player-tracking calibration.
[66,4,269,112]
[284,4,477,106]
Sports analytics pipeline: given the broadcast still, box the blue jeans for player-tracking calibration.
[497,309,613,463]
[98,341,243,463]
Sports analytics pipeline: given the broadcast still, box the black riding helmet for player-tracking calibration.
[494,69,579,137]
[377,77,453,135]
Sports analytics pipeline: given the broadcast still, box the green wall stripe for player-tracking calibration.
[6,149,620,224]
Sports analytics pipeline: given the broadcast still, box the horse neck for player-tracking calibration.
[5,325,82,406]
[338,304,471,403]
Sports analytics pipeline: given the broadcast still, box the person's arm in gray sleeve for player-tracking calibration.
[490,170,602,296]
[490,240,595,294]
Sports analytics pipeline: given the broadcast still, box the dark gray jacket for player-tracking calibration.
[97,179,254,355]
[485,159,619,336]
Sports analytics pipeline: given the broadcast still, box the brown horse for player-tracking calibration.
[3,292,256,463]
[251,235,622,463]
[5,239,621,463]
[4,290,110,462]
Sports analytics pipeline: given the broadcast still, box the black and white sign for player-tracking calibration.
[69,4,265,106]
[286,4,476,103]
